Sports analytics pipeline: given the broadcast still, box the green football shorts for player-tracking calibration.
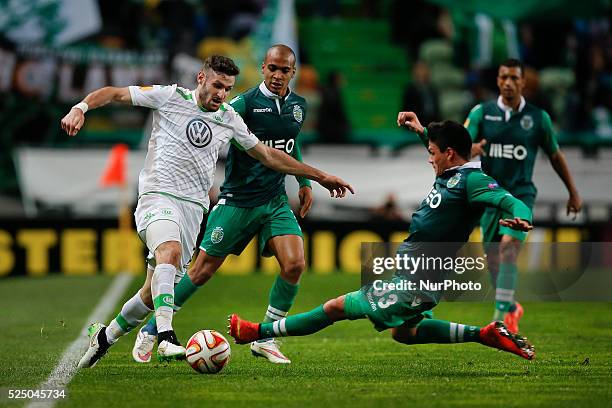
[480,194,535,244]
[200,194,302,258]
[344,275,435,331]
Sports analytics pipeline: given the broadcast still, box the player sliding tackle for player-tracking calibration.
[230,113,536,360]
[60,55,353,369]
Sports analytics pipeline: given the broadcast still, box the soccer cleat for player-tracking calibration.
[503,302,524,334]
[78,323,111,369]
[250,339,291,364]
[228,314,260,345]
[157,330,186,362]
[479,321,535,360]
[132,327,156,363]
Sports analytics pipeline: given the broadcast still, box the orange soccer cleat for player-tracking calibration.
[480,321,535,360]
[228,314,261,344]
[503,302,524,334]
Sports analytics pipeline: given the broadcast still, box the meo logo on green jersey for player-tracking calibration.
[425,187,442,208]
[263,138,295,154]
[488,143,527,160]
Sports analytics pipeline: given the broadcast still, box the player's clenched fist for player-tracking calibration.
[397,111,425,135]
[61,107,85,137]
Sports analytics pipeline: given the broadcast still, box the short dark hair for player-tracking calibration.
[500,58,524,76]
[203,55,240,76]
[427,120,472,160]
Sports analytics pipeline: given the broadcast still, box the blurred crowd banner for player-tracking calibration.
[0,218,599,279]
[0,44,167,103]
[1,0,101,46]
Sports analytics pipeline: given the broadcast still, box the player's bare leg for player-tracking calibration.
[250,235,305,364]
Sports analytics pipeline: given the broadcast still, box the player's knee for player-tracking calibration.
[391,326,417,344]
[323,297,345,321]
[154,241,181,267]
[499,240,520,263]
[280,257,305,283]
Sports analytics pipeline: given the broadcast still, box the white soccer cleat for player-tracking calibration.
[157,340,186,362]
[132,327,156,363]
[250,339,291,364]
[78,322,111,369]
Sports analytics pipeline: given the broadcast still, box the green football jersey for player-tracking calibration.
[219,82,309,207]
[397,132,532,303]
[407,161,532,244]
[464,97,559,198]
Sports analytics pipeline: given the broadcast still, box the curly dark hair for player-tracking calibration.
[202,55,240,76]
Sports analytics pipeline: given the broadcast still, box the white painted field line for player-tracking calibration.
[26,273,134,408]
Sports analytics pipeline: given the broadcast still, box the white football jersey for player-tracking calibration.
[128,84,259,211]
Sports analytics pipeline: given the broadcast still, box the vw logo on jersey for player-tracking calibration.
[186,118,213,148]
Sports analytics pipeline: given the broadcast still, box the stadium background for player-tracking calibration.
[1,0,611,278]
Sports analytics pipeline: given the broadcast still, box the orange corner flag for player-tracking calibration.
[100,144,129,187]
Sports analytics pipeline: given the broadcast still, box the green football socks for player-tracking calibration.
[259,305,333,338]
[407,319,481,344]
[494,263,518,320]
[263,275,299,323]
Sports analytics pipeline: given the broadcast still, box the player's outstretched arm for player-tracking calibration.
[60,87,132,137]
[466,172,533,232]
[246,142,354,198]
[548,150,582,219]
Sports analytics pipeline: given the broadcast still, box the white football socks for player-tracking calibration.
[151,263,177,334]
[106,290,153,344]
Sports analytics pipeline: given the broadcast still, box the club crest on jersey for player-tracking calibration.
[186,118,212,148]
[211,226,224,244]
[520,115,534,130]
[447,173,461,188]
[292,105,303,123]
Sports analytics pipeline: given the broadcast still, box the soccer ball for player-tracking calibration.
[185,330,231,374]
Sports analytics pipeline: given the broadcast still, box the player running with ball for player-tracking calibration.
[133,45,314,364]
[60,55,353,368]
[229,113,535,361]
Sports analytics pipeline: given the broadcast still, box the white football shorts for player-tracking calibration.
[134,193,204,282]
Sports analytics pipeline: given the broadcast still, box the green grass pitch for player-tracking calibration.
[1,273,611,407]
